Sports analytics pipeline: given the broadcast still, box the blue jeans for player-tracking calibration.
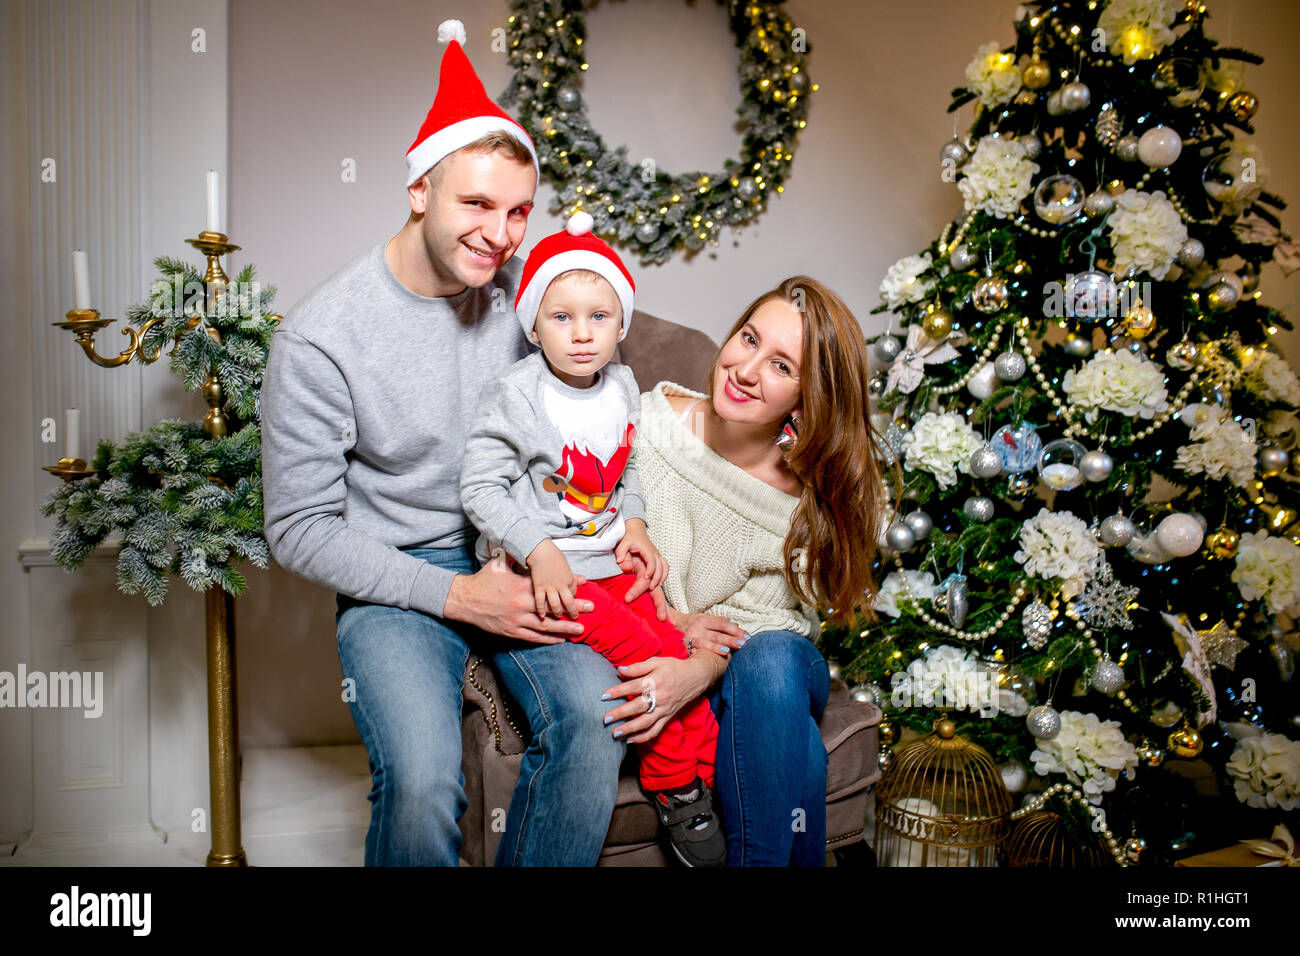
[335,545,624,866]
[708,629,830,866]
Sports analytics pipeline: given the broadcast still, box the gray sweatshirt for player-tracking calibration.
[460,350,647,581]
[261,240,529,617]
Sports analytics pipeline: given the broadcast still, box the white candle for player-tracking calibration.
[65,408,81,461]
[72,249,90,310]
[205,169,220,233]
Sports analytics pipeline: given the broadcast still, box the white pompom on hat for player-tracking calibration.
[514,213,636,341]
[404,19,539,186]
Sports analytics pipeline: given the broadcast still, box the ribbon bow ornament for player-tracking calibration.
[886,324,960,395]
[1240,824,1298,866]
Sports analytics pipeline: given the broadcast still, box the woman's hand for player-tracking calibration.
[673,610,747,658]
[601,654,721,745]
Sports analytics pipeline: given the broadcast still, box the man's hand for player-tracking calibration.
[616,519,670,620]
[526,539,582,618]
[442,550,592,643]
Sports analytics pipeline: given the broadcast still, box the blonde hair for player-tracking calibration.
[423,131,534,195]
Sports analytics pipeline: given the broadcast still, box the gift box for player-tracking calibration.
[1175,825,1296,867]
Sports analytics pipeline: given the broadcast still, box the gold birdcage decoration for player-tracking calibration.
[873,716,1012,866]
[1002,810,1117,867]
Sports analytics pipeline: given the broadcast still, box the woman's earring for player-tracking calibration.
[776,409,801,452]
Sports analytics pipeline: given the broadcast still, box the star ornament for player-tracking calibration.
[1195,620,1250,670]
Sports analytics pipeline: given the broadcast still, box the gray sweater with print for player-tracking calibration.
[460,350,647,581]
[261,240,529,617]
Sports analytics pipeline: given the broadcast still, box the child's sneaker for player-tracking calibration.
[651,779,727,867]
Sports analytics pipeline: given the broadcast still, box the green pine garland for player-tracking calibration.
[41,256,280,606]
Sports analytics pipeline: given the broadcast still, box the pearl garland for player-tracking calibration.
[932,319,1010,395]
[1009,781,1134,866]
[893,553,1027,641]
[1047,17,1117,69]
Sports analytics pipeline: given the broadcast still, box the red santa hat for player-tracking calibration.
[405,19,539,187]
[515,212,636,341]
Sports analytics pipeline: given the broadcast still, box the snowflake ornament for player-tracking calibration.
[1073,555,1139,631]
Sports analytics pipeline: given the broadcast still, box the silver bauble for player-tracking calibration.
[972,275,1009,313]
[1000,760,1030,794]
[994,351,1027,381]
[1064,332,1094,357]
[1080,449,1114,482]
[1100,514,1135,547]
[849,684,874,704]
[903,510,933,541]
[827,662,842,682]
[940,137,970,167]
[874,334,902,363]
[1156,513,1205,557]
[1204,270,1245,297]
[1166,340,1198,369]
[1259,445,1290,476]
[737,176,760,201]
[1022,600,1053,649]
[1060,80,1091,112]
[1046,90,1065,116]
[939,575,969,628]
[1115,134,1140,162]
[1176,238,1205,268]
[555,85,581,111]
[868,372,886,398]
[1033,174,1086,224]
[964,496,995,522]
[967,361,999,400]
[1067,270,1117,321]
[884,522,916,552]
[1083,190,1116,217]
[635,221,660,244]
[969,444,1003,479]
[950,243,978,271]
[1027,704,1062,740]
[1019,134,1042,160]
[1137,125,1183,167]
[1206,282,1239,311]
[1091,659,1126,695]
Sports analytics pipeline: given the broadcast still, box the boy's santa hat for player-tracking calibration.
[515,212,636,341]
[405,19,539,187]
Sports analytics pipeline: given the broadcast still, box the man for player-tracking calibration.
[261,19,632,865]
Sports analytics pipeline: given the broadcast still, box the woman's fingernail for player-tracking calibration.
[603,715,613,724]
[600,692,611,701]
[613,729,623,738]
[617,665,628,671]
[719,647,729,654]
[738,638,748,645]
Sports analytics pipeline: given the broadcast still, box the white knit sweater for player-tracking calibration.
[633,382,821,638]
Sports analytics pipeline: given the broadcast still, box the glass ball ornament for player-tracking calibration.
[967,362,999,400]
[555,85,581,111]
[874,334,902,363]
[1125,837,1148,863]
[1083,190,1116,217]
[1124,300,1157,339]
[1091,658,1125,695]
[884,521,916,552]
[1260,445,1290,476]
[1038,438,1087,491]
[994,351,1027,382]
[1167,726,1203,759]
[969,443,1004,479]
[922,307,954,339]
[1137,125,1183,167]
[991,423,1043,473]
[1000,760,1029,793]
[1227,89,1259,123]
[964,495,995,522]
[635,221,660,244]
[737,176,760,201]
[1006,472,1035,496]
[1060,80,1091,112]
[1203,148,1265,213]
[1100,513,1136,547]
[1064,331,1094,357]
[867,372,887,399]
[1206,282,1239,311]
[1115,133,1140,162]
[1019,134,1042,160]
[903,510,933,541]
[972,276,1009,313]
[1176,237,1206,268]
[1033,174,1086,224]
[684,233,706,252]
[1022,600,1053,649]
[1022,57,1051,89]
[949,243,978,271]
[1027,703,1062,740]
[1066,270,1116,320]
[1150,702,1183,728]
[1153,57,1205,107]
[1080,449,1114,482]
[940,137,970,167]
[1166,339,1198,369]
[1045,90,1065,115]
[1155,512,1205,557]
[1206,526,1240,559]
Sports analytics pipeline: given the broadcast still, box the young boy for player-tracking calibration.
[460,213,725,867]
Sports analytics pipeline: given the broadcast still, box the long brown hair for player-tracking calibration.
[710,277,890,625]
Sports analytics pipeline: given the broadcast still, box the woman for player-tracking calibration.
[601,276,886,865]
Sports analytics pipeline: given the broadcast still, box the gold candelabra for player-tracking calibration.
[48,229,249,867]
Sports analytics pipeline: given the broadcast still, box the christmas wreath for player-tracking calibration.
[501,0,815,263]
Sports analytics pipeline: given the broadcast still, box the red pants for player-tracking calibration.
[573,572,718,792]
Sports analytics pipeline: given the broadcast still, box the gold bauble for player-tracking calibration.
[922,307,954,339]
[1206,527,1240,559]
[1261,503,1300,532]
[1228,90,1259,123]
[1124,301,1157,339]
[878,718,897,747]
[1167,725,1204,758]
[1022,58,1051,90]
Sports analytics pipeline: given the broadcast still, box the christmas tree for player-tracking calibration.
[821,0,1300,864]
[42,256,278,605]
